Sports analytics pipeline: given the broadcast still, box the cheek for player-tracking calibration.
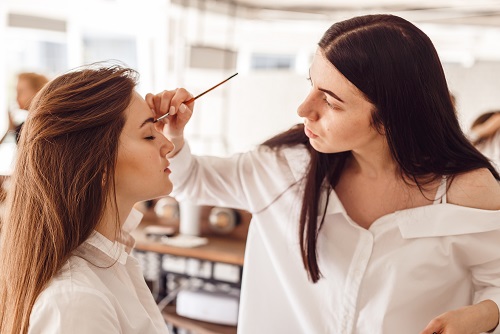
[322,114,373,147]
[116,150,145,179]
[323,115,356,138]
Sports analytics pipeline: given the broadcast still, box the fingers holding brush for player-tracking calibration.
[167,88,195,118]
[145,73,237,158]
[145,89,175,119]
[145,89,194,137]
[162,88,194,140]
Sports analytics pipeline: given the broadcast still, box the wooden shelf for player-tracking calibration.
[163,305,237,334]
[132,224,246,266]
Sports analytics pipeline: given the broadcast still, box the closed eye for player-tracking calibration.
[145,136,156,140]
[323,97,333,108]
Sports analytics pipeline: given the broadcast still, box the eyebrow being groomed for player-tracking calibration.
[139,117,155,128]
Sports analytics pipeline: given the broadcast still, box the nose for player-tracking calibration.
[297,91,318,121]
[160,136,175,157]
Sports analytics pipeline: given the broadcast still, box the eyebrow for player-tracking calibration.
[140,117,155,128]
[318,88,345,104]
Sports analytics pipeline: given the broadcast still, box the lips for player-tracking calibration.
[304,126,318,139]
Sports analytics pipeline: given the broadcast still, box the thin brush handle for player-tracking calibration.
[154,73,238,123]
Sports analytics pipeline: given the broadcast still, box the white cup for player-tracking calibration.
[179,200,201,236]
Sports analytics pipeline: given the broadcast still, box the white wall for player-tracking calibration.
[444,61,500,130]
[226,71,307,153]
[0,0,170,133]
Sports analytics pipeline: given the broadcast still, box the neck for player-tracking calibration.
[348,140,397,179]
[95,197,134,242]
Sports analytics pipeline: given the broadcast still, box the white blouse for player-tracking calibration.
[169,143,500,334]
[29,209,168,334]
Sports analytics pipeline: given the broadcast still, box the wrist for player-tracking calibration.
[167,136,185,158]
[478,300,499,333]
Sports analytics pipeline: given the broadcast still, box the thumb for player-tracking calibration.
[175,103,193,124]
[420,321,443,334]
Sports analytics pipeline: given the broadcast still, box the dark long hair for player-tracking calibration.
[0,64,138,333]
[263,14,499,283]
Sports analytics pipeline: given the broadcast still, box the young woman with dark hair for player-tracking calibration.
[0,64,176,333]
[149,14,500,334]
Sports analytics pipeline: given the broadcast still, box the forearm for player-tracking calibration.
[421,300,499,334]
[458,300,498,333]
[167,143,249,209]
[477,300,499,333]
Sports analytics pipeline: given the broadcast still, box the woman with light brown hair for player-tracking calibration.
[1,72,49,144]
[15,72,50,110]
[0,64,175,333]
[470,110,500,172]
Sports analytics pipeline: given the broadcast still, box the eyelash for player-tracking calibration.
[323,97,334,108]
[145,136,156,141]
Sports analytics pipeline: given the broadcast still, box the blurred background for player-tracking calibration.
[2,0,500,156]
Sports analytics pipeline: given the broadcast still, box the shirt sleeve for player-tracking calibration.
[169,142,309,213]
[29,289,120,334]
[468,229,500,334]
[398,205,500,333]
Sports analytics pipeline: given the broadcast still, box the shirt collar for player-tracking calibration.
[74,208,144,265]
[282,145,311,182]
[322,188,347,216]
[122,207,144,233]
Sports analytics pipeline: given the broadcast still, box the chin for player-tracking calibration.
[145,184,173,201]
[309,140,328,153]
[164,182,173,196]
[309,140,344,154]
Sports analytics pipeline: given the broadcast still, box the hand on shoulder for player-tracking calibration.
[447,168,500,210]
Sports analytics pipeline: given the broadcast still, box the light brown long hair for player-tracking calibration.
[0,64,138,333]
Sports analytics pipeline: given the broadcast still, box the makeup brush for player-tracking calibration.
[154,72,238,123]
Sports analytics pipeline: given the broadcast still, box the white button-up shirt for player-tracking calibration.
[170,143,500,334]
[29,209,168,334]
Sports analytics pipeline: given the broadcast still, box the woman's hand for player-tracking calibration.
[145,88,194,157]
[420,300,499,334]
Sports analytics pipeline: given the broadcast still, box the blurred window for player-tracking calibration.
[250,54,295,70]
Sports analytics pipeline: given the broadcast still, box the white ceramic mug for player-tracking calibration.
[179,200,201,236]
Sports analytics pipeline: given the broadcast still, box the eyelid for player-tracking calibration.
[323,96,339,110]
[323,97,332,107]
